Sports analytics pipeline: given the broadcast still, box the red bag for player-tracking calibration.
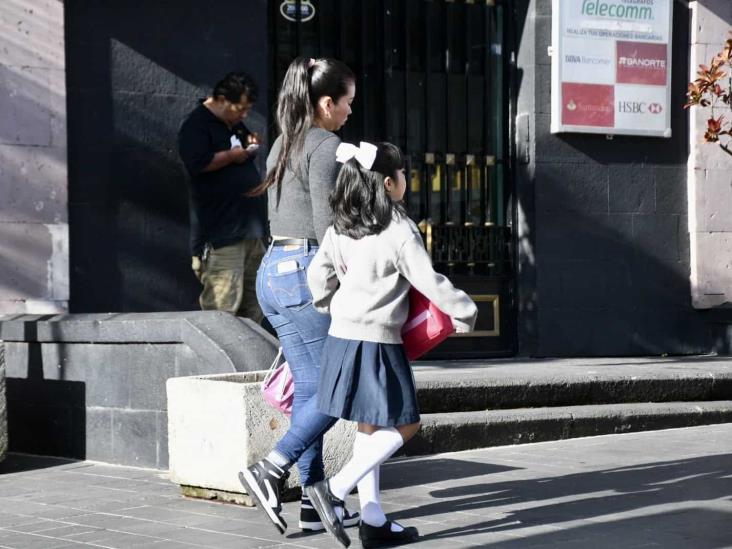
[401,289,454,361]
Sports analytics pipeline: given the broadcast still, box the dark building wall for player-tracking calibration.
[516,1,713,356]
[65,1,268,313]
[63,0,718,356]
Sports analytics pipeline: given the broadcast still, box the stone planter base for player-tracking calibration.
[180,485,256,506]
[167,372,356,503]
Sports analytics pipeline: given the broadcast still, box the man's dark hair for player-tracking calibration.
[212,71,259,103]
[330,142,407,240]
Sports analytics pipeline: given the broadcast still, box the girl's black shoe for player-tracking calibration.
[299,493,360,531]
[358,521,419,548]
[304,480,350,547]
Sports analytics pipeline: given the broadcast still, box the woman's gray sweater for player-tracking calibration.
[265,127,341,243]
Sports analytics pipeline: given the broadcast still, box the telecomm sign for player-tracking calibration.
[551,0,673,137]
[581,0,653,20]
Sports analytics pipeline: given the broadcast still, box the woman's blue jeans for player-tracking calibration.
[256,241,338,486]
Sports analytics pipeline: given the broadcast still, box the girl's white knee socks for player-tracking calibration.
[357,465,405,532]
[357,465,387,527]
[328,427,403,502]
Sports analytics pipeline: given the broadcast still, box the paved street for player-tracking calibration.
[0,424,730,549]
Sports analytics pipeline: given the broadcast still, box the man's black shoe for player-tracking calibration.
[304,480,350,547]
[238,458,289,534]
[358,521,419,548]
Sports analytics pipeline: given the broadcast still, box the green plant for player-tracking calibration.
[685,31,732,156]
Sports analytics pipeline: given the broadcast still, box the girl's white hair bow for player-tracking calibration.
[335,141,378,170]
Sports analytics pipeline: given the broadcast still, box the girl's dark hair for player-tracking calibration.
[330,142,406,239]
[212,71,258,103]
[249,57,355,201]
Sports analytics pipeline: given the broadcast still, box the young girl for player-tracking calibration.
[305,141,478,548]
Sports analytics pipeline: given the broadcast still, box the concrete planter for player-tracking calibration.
[167,372,356,504]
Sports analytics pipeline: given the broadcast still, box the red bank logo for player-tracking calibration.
[562,83,614,127]
[616,41,667,86]
[648,103,663,114]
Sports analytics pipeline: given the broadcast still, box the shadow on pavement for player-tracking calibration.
[285,458,517,540]
[0,453,81,474]
[458,509,731,549]
[382,458,520,490]
[395,453,732,547]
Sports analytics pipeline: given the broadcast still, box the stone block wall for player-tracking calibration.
[0,1,68,314]
[0,311,278,468]
[688,0,732,309]
[0,343,6,462]
[516,0,712,356]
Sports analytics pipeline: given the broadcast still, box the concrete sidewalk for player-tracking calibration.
[0,424,730,548]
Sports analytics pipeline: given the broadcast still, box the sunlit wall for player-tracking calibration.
[688,0,732,309]
[0,0,69,314]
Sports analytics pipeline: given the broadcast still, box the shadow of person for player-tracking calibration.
[388,453,732,547]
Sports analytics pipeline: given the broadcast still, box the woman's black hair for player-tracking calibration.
[249,57,355,201]
[212,71,259,103]
[330,142,406,239]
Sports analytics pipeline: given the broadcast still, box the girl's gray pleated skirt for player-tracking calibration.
[317,335,420,427]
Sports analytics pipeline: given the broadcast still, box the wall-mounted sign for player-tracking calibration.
[280,0,316,23]
[551,0,673,137]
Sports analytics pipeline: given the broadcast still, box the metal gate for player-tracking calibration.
[270,0,515,357]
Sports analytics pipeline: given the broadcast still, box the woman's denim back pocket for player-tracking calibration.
[268,256,312,310]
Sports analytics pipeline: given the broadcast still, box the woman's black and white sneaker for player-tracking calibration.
[304,480,351,547]
[358,521,419,548]
[300,493,360,531]
[238,459,290,534]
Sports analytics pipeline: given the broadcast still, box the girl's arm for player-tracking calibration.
[396,234,478,333]
[307,227,339,313]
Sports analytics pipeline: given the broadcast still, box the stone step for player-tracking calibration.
[403,401,732,456]
[167,363,732,505]
[413,357,732,413]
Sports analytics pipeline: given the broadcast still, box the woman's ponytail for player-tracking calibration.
[249,57,354,202]
[249,57,312,201]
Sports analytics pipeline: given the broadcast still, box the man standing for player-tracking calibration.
[178,72,266,321]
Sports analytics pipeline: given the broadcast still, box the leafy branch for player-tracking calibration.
[685,31,732,157]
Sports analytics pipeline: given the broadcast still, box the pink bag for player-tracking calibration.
[401,289,455,361]
[261,348,294,416]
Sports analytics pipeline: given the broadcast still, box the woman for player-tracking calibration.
[240,57,362,535]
